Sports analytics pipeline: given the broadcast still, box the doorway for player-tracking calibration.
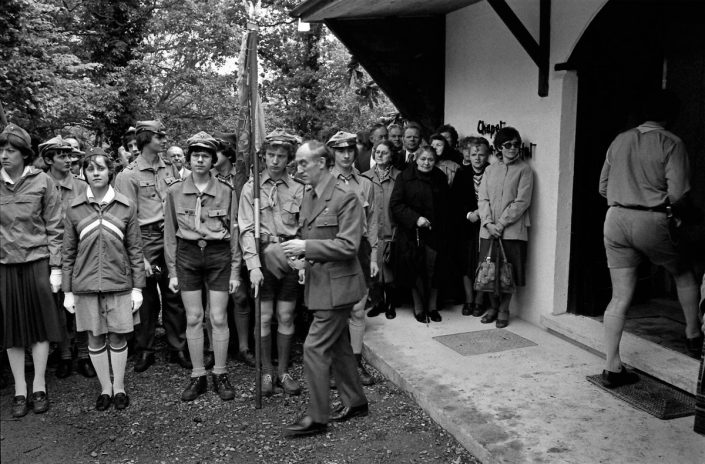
[567,0,705,355]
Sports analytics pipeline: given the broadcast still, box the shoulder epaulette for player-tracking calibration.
[292,176,306,186]
[123,160,138,171]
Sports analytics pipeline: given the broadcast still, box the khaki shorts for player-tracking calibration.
[603,206,686,273]
[75,291,139,336]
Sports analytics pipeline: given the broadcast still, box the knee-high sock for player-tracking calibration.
[211,325,230,375]
[261,334,273,373]
[7,347,27,397]
[31,341,49,394]
[109,343,128,394]
[89,344,112,395]
[186,326,205,378]
[277,332,293,376]
[603,312,626,372]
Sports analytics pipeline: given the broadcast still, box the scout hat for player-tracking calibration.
[124,126,137,137]
[265,129,298,147]
[0,123,33,154]
[135,120,166,136]
[38,135,73,158]
[186,131,218,152]
[326,131,357,148]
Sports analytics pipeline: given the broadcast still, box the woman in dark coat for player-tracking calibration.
[390,146,450,323]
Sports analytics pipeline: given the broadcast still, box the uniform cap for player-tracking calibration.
[265,129,298,147]
[38,135,73,157]
[326,131,357,148]
[124,126,137,136]
[186,131,218,151]
[87,146,108,157]
[135,120,166,135]
[1,123,33,152]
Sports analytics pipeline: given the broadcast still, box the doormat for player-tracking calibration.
[433,329,537,356]
[586,373,695,420]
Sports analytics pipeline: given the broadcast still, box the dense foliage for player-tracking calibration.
[0,0,396,148]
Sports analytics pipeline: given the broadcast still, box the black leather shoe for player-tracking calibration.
[601,366,639,389]
[366,303,384,318]
[169,351,193,370]
[237,349,256,368]
[133,353,155,373]
[181,375,208,401]
[77,358,96,378]
[56,359,73,379]
[358,363,374,386]
[11,395,28,418]
[114,392,130,410]
[471,303,485,317]
[212,373,236,401]
[461,303,472,316]
[429,310,442,322]
[686,335,704,359]
[285,415,328,437]
[96,393,112,411]
[330,403,369,422]
[31,391,49,414]
[204,351,215,370]
[414,311,429,324]
[385,307,396,319]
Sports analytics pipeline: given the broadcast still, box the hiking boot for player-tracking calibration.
[181,375,207,401]
[278,372,301,395]
[212,373,235,401]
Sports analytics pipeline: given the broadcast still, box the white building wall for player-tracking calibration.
[445,0,608,325]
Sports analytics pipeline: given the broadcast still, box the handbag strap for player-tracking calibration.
[497,238,509,263]
[485,238,494,261]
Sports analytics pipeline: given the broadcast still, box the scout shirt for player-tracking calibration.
[238,171,304,270]
[330,166,378,263]
[47,170,87,216]
[114,154,179,227]
[0,166,63,266]
[163,174,242,282]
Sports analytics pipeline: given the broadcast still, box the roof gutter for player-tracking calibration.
[289,0,335,21]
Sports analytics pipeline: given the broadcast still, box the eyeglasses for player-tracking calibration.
[501,142,521,150]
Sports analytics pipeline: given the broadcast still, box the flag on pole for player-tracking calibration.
[235,24,266,169]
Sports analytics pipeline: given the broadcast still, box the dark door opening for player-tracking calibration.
[567,0,705,354]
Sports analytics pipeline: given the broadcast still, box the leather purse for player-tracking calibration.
[473,238,515,295]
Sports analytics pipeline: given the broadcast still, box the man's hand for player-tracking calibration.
[229,279,240,294]
[298,269,305,285]
[63,292,76,314]
[168,277,179,293]
[131,288,143,313]
[249,268,264,298]
[281,239,305,258]
[144,257,153,277]
[370,261,379,278]
[416,216,431,229]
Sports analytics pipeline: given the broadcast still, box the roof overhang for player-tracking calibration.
[291,0,482,22]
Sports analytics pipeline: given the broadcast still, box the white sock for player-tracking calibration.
[211,326,230,375]
[109,343,128,394]
[89,344,112,395]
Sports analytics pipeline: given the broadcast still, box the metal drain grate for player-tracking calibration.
[586,373,695,420]
[433,329,537,356]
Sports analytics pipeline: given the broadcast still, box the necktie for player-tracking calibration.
[194,194,202,231]
[407,152,414,163]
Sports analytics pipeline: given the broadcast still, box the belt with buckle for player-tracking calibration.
[260,234,295,246]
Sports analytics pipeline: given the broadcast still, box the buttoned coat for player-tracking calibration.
[300,172,366,310]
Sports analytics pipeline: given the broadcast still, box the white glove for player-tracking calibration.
[131,288,143,313]
[50,268,62,293]
[63,292,75,314]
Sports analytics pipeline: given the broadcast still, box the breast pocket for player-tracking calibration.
[139,180,158,200]
[206,209,228,232]
[281,201,300,227]
[176,208,195,231]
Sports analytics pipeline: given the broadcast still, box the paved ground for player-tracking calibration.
[363,305,705,464]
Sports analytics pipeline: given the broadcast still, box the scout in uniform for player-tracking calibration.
[164,132,241,402]
[239,129,304,395]
[282,140,369,437]
[114,120,190,372]
[326,131,378,386]
[62,151,145,411]
[1,124,64,417]
[40,136,96,379]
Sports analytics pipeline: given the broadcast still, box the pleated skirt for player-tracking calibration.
[1,259,64,349]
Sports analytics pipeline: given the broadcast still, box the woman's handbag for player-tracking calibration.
[473,238,516,295]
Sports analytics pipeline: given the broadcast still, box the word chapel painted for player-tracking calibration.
[477,120,507,138]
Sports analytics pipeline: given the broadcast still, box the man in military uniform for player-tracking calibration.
[282,140,369,438]
[327,131,378,386]
[239,129,304,396]
[39,136,95,379]
[114,120,190,372]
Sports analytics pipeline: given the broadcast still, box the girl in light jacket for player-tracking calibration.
[477,127,534,328]
[62,152,145,411]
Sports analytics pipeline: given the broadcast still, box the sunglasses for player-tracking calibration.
[501,142,521,150]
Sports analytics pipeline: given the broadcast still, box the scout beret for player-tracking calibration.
[1,123,33,152]
[135,120,166,135]
[87,146,108,157]
[38,135,73,157]
[265,129,298,147]
[326,131,357,148]
[187,131,218,151]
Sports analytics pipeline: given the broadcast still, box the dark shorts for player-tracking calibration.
[603,206,686,273]
[260,258,300,302]
[176,239,232,292]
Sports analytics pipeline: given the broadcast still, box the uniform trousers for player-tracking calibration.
[304,308,367,423]
[136,225,186,354]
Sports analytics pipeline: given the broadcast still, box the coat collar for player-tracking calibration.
[182,173,217,197]
[136,153,167,171]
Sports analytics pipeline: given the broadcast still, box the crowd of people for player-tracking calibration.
[2,94,702,437]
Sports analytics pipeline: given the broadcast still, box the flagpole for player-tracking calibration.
[247,20,263,410]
